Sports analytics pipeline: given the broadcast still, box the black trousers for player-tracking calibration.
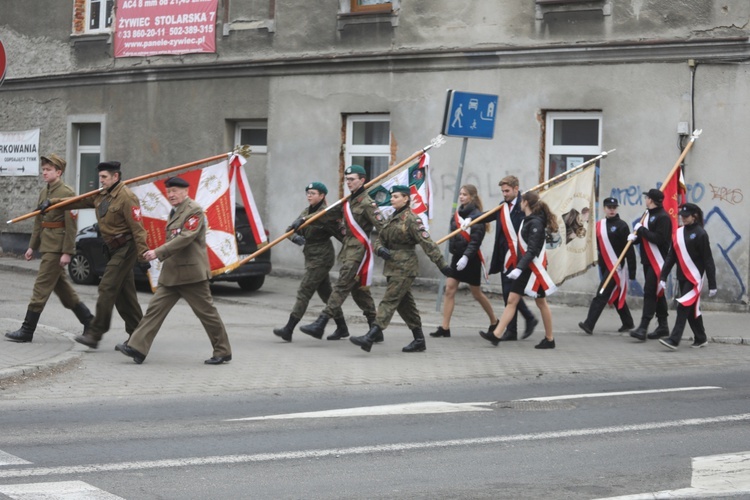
[641,264,668,322]
[501,272,535,333]
[583,275,634,329]
[669,279,707,345]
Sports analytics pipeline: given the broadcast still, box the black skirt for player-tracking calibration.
[509,267,547,298]
[450,252,482,287]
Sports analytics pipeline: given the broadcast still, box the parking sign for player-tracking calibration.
[442,90,498,139]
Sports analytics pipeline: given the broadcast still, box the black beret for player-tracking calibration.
[97,161,121,172]
[165,176,189,188]
[603,197,619,207]
[643,188,664,203]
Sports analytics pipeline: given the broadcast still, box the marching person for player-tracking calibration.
[628,188,672,341]
[430,184,497,338]
[116,177,232,365]
[488,175,539,341]
[658,203,717,350]
[299,165,385,340]
[273,182,348,342]
[480,190,558,349]
[47,161,150,349]
[349,185,452,353]
[5,154,93,343]
[578,197,636,335]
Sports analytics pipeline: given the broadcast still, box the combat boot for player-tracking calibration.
[5,310,41,343]
[72,302,93,329]
[299,314,329,339]
[273,315,300,342]
[327,316,349,340]
[630,318,651,342]
[350,325,383,353]
[647,316,670,339]
[75,331,100,349]
[403,327,426,353]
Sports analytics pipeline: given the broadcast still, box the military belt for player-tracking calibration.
[105,233,133,252]
[41,221,65,229]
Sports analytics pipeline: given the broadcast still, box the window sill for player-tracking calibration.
[70,33,112,45]
[337,11,399,30]
[535,0,611,20]
[222,19,276,36]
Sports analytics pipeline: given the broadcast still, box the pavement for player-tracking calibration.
[0,255,748,398]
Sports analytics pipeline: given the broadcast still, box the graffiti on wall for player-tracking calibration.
[709,184,743,205]
[609,182,706,206]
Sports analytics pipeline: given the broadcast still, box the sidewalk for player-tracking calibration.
[1,255,748,394]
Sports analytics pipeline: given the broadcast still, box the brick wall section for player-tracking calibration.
[73,0,86,34]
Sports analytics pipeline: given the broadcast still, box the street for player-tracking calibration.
[1,265,749,499]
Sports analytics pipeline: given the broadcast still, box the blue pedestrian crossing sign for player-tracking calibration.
[442,90,498,140]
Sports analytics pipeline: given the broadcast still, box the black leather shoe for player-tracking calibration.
[479,330,500,346]
[522,317,538,339]
[617,323,635,333]
[578,322,593,335]
[630,327,647,342]
[204,355,232,365]
[534,337,556,349]
[75,333,99,349]
[429,326,451,338]
[498,330,518,341]
[115,343,146,364]
[479,321,499,338]
[659,338,678,350]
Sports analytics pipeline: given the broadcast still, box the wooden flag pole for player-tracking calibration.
[435,149,615,245]
[598,130,702,295]
[227,135,448,271]
[6,145,251,225]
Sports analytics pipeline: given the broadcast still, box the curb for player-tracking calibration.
[0,325,84,384]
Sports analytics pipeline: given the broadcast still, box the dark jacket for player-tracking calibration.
[448,203,485,260]
[516,213,546,271]
[599,214,637,280]
[635,205,671,267]
[660,223,717,290]
[489,193,524,274]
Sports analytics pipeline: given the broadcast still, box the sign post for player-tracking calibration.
[436,89,498,311]
[0,38,7,87]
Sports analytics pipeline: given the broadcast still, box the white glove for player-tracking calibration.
[627,233,638,242]
[633,222,643,232]
[460,218,472,231]
[659,280,667,291]
[709,289,717,297]
[507,268,522,280]
[456,255,469,271]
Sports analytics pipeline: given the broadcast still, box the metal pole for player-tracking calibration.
[436,136,469,311]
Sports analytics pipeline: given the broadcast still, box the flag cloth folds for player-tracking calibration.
[538,165,597,286]
[661,165,687,234]
[130,157,266,289]
[368,153,433,229]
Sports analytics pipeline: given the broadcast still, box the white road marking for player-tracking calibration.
[518,386,721,402]
[594,451,750,499]
[0,450,31,466]
[226,401,494,421]
[0,413,748,480]
[0,480,124,499]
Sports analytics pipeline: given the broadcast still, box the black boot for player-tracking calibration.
[5,310,41,343]
[429,326,451,338]
[403,328,426,353]
[327,316,350,340]
[350,325,383,353]
[647,316,670,340]
[630,317,651,341]
[273,315,300,342]
[72,302,93,328]
[299,314,329,339]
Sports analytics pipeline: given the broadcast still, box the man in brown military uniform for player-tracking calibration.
[350,185,452,353]
[299,165,385,340]
[116,177,232,365]
[49,161,150,349]
[5,154,93,343]
[273,181,347,342]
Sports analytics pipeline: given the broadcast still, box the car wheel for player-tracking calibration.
[68,253,97,285]
[238,276,265,291]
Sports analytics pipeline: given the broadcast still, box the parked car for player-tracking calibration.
[68,206,271,291]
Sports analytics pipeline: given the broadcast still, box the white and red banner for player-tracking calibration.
[662,165,687,234]
[114,0,217,58]
[130,156,266,289]
[369,153,433,229]
[0,129,40,177]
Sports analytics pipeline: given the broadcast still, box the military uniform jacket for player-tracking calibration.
[31,179,77,255]
[635,206,671,264]
[489,194,524,275]
[331,187,385,263]
[61,181,149,258]
[448,203,485,260]
[598,214,637,280]
[374,206,447,277]
[660,223,717,289]
[154,198,211,286]
[291,201,343,268]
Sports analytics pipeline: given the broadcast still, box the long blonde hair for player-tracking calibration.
[460,184,490,233]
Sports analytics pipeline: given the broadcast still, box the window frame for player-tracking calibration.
[344,114,391,180]
[544,111,602,181]
[350,0,393,14]
[235,120,269,154]
[85,0,114,34]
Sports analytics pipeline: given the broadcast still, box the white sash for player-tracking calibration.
[454,212,488,282]
[673,226,704,317]
[344,199,374,287]
[642,215,666,296]
[517,220,557,298]
[499,203,519,271]
[597,219,628,308]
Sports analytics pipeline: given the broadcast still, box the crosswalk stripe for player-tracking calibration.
[0,480,124,499]
[0,450,31,466]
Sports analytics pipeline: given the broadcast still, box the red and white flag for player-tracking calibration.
[662,165,687,234]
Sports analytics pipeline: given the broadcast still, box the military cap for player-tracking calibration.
[40,153,67,173]
[165,176,190,188]
[97,161,121,172]
[390,184,410,195]
[305,181,328,195]
[344,165,366,176]
[602,197,619,207]
[642,188,664,203]
[679,203,701,216]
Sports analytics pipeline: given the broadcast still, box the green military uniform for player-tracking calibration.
[124,196,232,362]
[373,206,447,330]
[58,175,149,346]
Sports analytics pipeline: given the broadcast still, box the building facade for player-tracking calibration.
[1,1,749,307]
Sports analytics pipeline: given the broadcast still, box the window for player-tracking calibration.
[87,0,114,33]
[351,0,392,13]
[345,114,391,180]
[544,111,602,180]
[67,117,105,229]
[235,121,268,154]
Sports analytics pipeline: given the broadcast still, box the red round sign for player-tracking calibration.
[0,39,6,86]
